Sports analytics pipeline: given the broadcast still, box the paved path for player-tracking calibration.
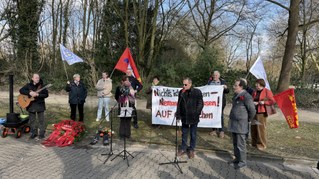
[0,136,318,179]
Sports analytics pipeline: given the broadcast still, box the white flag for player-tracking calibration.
[60,44,84,65]
[249,56,271,90]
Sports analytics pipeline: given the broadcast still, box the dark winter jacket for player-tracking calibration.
[175,87,204,125]
[207,78,229,109]
[65,81,87,104]
[19,79,49,112]
[128,76,143,92]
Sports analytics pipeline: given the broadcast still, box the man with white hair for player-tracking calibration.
[207,70,229,138]
[65,74,87,122]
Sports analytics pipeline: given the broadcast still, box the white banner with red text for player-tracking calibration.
[151,85,223,128]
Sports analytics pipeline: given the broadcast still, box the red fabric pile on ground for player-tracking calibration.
[42,120,86,147]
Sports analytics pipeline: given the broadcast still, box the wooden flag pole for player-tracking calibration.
[63,61,69,80]
[109,67,116,79]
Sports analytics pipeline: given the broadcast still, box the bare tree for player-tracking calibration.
[267,0,319,91]
[183,0,246,50]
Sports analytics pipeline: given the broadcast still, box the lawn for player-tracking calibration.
[1,101,318,160]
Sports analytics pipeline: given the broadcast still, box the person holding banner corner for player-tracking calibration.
[207,70,229,138]
[176,77,204,159]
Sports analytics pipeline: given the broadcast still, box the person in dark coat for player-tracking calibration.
[65,74,87,122]
[126,69,143,129]
[176,77,204,159]
[207,70,230,138]
[19,73,49,139]
[228,79,256,170]
[115,75,136,138]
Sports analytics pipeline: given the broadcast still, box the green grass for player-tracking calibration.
[1,101,318,160]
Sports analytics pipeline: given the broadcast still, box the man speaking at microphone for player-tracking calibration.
[175,77,203,159]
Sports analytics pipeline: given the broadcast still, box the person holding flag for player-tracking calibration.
[65,74,87,122]
[114,48,143,129]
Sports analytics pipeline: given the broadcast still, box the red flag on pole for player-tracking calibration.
[273,88,299,129]
[114,48,142,83]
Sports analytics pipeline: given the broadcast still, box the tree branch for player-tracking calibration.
[266,0,290,11]
[298,19,319,29]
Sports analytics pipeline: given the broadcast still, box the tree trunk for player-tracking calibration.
[277,0,300,92]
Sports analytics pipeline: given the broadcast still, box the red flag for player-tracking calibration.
[273,89,299,129]
[114,48,142,83]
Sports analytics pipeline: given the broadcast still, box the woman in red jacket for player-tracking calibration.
[251,79,275,150]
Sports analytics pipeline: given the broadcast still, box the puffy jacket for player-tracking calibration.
[65,81,87,104]
[176,87,204,125]
[19,79,49,112]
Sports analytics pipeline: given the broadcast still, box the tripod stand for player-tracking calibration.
[100,102,118,164]
[111,107,134,167]
[159,117,187,174]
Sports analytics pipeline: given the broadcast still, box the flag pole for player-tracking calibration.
[109,68,116,79]
[63,61,69,80]
[245,72,250,79]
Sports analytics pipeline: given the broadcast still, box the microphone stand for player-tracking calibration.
[101,102,118,164]
[159,116,187,174]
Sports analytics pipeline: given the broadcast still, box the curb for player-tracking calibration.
[103,141,318,168]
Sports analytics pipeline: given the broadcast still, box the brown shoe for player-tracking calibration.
[257,144,266,151]
[188,150,195,159]
[177,150,186,156]
[219,131,225,138]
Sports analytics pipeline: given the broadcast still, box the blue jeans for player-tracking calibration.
[97,97,110,120]
[181,123,198,151]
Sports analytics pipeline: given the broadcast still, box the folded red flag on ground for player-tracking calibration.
[42,120,86,147]
[273,88,299,129]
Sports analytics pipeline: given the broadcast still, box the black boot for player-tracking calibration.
[103,133,109,146]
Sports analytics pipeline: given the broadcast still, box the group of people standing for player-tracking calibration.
[19,69,142,140]
[20,70,275,170]
[173,71,275,170]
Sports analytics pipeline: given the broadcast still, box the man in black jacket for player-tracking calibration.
[126,69,143,128]
[65,74,87,122]
[19,73,49,139]
[176,77,204,159]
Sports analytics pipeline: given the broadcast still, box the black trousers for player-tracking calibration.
[132,106,137,125]
[70,103,84,122]
[29,111,46,136]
